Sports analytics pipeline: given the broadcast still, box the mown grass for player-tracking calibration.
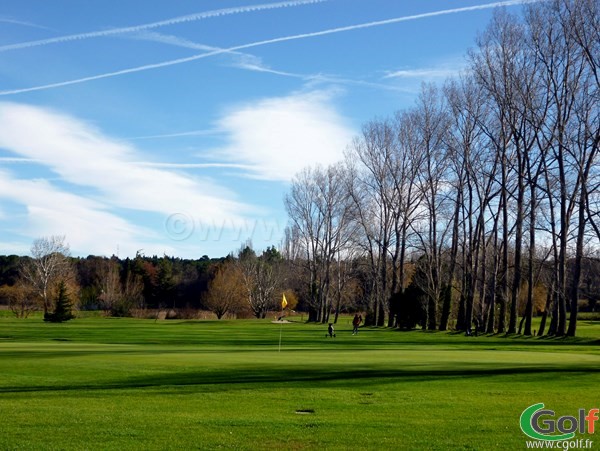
[0,316,598,450]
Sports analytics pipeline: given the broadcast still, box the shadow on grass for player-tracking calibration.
[397,329,599,345]
[1,364,598,394]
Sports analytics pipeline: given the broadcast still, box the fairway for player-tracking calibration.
[1,317,599,450]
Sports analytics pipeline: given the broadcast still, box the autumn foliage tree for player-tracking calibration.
[204,261,245,319]
[0,282,36,318]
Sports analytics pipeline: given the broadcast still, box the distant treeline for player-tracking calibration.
[0,253,217,313]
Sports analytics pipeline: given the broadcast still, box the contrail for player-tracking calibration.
[128,128,224,140]
[0,157,41,163]
[0,18,53,31]
[0,0,328,52]
[0,0,544,96]
[134,162,255,169]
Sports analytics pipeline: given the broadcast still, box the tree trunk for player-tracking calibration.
[567,190,587,336]
[538,282,553,336]
[440,188,461,331]
[508,158,525,334]
[524,191,537,336]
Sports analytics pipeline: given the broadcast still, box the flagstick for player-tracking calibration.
[279,294,287,353]
[278,305,283,352]
[278,322,283,352]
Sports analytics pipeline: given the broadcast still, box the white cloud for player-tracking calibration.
[0,102,261,255]
[0,102,250,220]
[0,170,158,256]
[212,90,355,181]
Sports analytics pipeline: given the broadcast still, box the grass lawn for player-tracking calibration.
[0,315,598,450]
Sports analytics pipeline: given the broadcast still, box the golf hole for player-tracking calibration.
[295,409,315,415]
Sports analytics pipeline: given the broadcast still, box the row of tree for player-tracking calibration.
[0,236,215,319]
[283,0,600,336]
[0,237,302,321]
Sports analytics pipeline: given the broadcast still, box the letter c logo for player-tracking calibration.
[520,403,576,441]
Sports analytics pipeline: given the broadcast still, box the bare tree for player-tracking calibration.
[99,258,144,316]
[99,259,121,312]
[279,0,599,338]
[388,111,425,327]
[19,235,72,315]
[346,119,400,326]
[471,9,547,334]
[524,0,595,335]
[410,84,452,330]
[285,163,356,322]
[237,245,281,319]
[444,75,497,332]
[566,72,599,336]
[285,168,324,321]
[561,0,600,89]
[556,0,600,336]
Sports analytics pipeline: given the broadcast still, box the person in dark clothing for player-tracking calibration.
[327,323,336,338]
[352,314,362,335]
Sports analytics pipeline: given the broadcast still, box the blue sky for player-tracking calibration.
[0,0,535,258]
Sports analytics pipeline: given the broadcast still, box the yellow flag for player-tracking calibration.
[282,293,288,309]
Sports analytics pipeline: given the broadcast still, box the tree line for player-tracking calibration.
[0,236,211,319]
[283,0,600,336]
[0,237,303,321]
